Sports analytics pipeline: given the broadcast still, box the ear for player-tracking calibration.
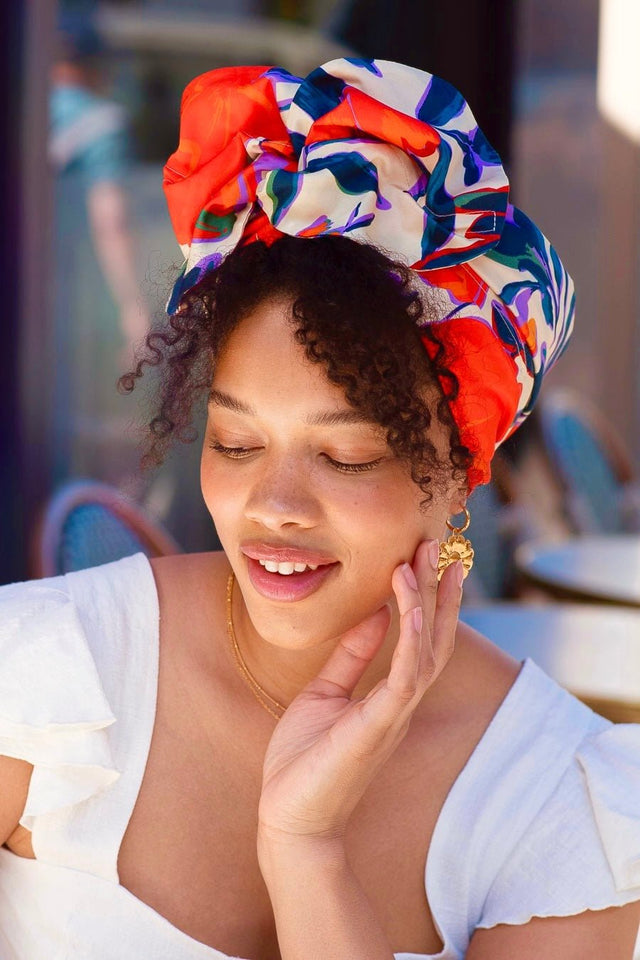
[447,485,468,518]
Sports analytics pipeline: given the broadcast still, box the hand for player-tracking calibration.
[257,541,463,847]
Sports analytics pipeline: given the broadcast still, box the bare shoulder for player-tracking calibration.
[150,549,230,588]
[449,618,523,715]
[413,618,522,742]
[149,551,230,612]
[148,550,232,671]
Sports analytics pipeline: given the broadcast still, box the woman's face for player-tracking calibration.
[201,297,462,648]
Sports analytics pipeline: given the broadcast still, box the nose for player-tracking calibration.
[244,456,321,531]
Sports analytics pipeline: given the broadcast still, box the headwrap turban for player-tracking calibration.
[163,58,575,490]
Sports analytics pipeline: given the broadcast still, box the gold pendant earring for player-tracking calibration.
[438,506,474,581]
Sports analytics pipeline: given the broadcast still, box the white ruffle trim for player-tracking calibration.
[477,719,640,931]
[0,581,120,825]
[577,724,640,892]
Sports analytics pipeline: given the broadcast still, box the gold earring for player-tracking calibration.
[438,507,474,581]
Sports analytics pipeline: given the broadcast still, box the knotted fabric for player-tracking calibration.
[163,58,575,488]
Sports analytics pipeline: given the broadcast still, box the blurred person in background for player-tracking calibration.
[50,10,150,483]
[51,10,150,370]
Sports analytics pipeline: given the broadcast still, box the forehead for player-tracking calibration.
[210,298,393,441]
[220,296,299,358]
[214,297,340,397]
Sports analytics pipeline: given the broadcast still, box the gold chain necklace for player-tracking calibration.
[226,572,286,721]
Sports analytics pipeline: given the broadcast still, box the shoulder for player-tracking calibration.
[413,628,640,948]
[0,550,156,699]
[149,551,229,638]
[409,620,522,774]
[149,549,229,598]
[149,551,230,614]
[440,629,640,931]
[472,711,640,935]
[149,550,231,679]
[0,558,157,832]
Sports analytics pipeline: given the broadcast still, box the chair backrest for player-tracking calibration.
[32,480,183,578]
[463,452,525,600]
[538,389,636,533]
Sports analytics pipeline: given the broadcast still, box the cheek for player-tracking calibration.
[332,488,437,601]
[200,453,242,532]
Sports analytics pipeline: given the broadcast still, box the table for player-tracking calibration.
[461,602,640,723]
[515,535,640,607]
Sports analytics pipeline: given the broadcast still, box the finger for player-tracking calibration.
[310,605,392,700]
[384,561,423,700]
[412,538,440,630]
[360,558,461,732]
[356,565,423,727]
[385,599,422,703]
[418,559,463,688]
[391,561,422,618]
[357,614,422,744]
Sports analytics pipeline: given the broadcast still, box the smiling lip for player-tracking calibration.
[241,542,338,566]
[240,542,339,602]
[245,557,338,601]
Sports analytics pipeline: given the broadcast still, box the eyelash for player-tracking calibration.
[207,441,384,473]
[323,455,384,473]
[208,441,253,459]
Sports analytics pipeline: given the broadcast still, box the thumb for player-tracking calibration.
[310,604,392,699]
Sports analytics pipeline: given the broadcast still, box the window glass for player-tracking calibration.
[49,0,345,551]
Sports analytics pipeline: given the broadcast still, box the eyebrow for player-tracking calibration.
[208,388,373,427]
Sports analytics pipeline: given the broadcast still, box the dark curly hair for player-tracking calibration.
[120,235,473,501]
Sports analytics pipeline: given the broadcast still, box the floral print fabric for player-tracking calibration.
[163,58,575,487]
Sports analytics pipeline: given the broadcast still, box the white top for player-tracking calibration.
[0,553,639,960]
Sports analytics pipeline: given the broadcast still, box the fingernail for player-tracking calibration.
[403,563,418,590]
[455,561,464,588]
[428,540,440,571]
[412,606,423,634]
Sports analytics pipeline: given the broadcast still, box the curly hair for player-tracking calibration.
[120,235,473,501]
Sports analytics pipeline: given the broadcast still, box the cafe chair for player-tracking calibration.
[539,388,640,534]
[32,479,183,578]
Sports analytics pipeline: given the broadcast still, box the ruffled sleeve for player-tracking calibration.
[0,578,120,828]
[577,725,640,892]
[477,721,640,929]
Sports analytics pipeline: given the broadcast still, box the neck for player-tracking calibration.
[229,577,401,711]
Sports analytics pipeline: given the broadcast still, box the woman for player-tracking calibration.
[1,59,639,959]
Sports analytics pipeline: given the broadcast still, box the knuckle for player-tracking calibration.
[392,677,418,704]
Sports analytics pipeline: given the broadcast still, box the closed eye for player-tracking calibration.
[209,440,385,472]
[208,440,257,459]
[322,454,385,473]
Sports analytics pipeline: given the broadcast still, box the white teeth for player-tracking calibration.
[258,559,321,574]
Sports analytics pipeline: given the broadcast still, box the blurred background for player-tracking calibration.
[2,0,640,588]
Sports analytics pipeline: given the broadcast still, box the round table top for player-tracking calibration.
[461,602,640,722]
[515,535,640,607]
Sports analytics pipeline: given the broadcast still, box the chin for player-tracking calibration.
[244,601,343,651]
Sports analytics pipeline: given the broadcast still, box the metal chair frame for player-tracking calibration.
[31,479,182,579]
